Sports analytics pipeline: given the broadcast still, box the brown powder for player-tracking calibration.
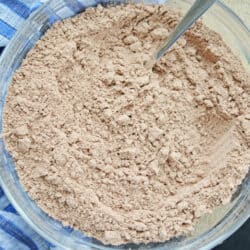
[2,4,250,245]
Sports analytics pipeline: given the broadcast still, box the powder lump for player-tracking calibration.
[3,4,250,245]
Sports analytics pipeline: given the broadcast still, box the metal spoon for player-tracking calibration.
[153,0,217,61]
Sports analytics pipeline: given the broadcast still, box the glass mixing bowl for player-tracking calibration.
[0,0,249,249]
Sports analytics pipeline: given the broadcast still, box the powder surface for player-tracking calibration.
[3,4,250,245]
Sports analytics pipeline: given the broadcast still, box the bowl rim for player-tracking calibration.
[0,1,249,249]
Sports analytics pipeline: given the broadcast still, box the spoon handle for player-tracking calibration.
[155,0,217,60]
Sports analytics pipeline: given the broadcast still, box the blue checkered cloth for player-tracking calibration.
[0,1,100,249]
[0,2,53,250]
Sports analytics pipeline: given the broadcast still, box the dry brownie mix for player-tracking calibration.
[3,4,250,245]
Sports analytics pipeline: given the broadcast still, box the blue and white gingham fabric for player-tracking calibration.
[0,2,53,249]
[0,1,100,249]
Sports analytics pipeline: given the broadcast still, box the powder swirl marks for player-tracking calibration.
[3,4,250,245]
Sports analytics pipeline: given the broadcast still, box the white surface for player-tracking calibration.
[222,0,250,27]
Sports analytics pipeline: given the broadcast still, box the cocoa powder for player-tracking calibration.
[3,4,250,245]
